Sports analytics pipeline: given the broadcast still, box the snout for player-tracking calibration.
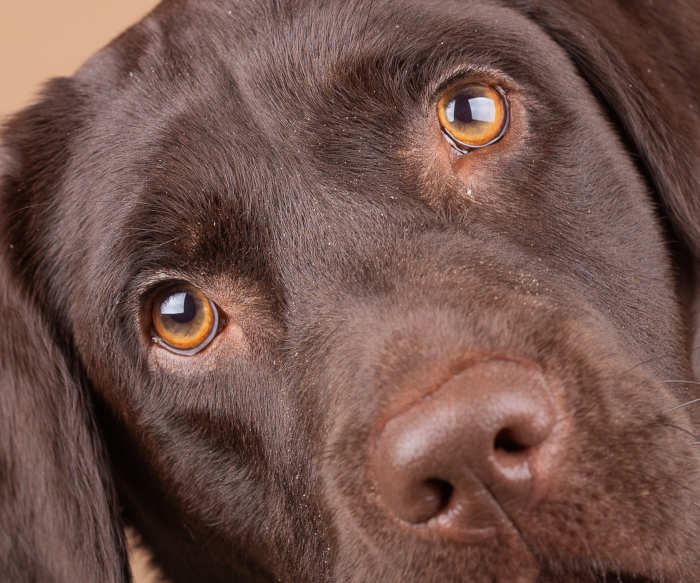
[312,255,696,581]
[368,358,560,541]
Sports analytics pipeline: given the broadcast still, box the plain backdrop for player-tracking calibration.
[1,1,159,120]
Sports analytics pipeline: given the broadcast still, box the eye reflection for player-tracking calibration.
[437,84,508,150]
[445,96,496,124]
[161,292,196,322]
[151,285,219,355]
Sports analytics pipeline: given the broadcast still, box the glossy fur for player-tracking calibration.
[1,1,698,581]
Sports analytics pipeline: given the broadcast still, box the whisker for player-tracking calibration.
[660,423,697,439]
[661,380,700,385]
[617,344,700,378]
[617,354,674,377]
[667,398,700,411]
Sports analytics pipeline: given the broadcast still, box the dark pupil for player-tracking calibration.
[448,94,496,124]
[453,94,474,123]
[160,291,196,324]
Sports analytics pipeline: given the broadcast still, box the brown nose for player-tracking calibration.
[369,358,558,539]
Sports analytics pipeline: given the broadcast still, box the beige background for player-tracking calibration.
[3,4,165,580]
[1,1,159,120]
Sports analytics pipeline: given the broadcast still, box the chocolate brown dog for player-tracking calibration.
[1,1,698,581]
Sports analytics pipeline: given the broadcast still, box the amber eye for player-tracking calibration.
[151,284,219,355]
[437,84,508,150]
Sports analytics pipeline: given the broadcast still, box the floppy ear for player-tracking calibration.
[513,1,700,372]
[0,83,130,582]
[512,1,700,255]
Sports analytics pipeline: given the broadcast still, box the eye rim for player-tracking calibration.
[436,83,510,152]
[150,283,221,356]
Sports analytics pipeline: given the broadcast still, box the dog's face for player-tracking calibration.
[1,1,698,582]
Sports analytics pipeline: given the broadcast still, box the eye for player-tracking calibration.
[437,84,509,151]
[151,284,219,355]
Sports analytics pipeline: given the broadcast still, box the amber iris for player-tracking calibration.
[437,84,508,150]
[152,285,218,354]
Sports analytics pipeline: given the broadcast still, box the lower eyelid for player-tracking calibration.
[147,318,245,373]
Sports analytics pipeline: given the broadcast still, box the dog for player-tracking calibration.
[1,1,698,581]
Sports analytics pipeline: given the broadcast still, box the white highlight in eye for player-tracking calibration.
[468,97,496,122]
[161,292,187,315]
[445,99,456,123]
[444,96,496,124]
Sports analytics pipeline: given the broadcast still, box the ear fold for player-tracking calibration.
[512,1,700,257]
[0,86,130,582]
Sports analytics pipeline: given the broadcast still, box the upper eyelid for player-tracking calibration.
[424,65,516,104]
[133,271,206,298]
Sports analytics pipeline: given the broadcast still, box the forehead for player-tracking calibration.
[122,0,546,148]
[101,0,557,154]
[77,0,568,276]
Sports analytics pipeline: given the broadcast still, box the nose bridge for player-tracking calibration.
[285,211,528,309]
[285,224,535,435]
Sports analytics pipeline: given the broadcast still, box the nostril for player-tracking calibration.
[424,478,453,515]
[395,478,454,524]
[494,428,529,454]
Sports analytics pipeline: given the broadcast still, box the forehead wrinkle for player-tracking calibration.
[120,183,271,284]
[119,78,285,252]
[120,146,274,279]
